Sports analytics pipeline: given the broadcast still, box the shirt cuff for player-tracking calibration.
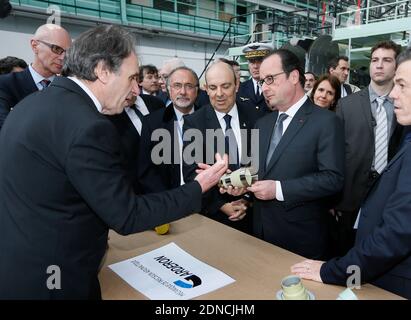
[275,181,284,201]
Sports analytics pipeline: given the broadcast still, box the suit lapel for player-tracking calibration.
[359,88,374,135]
[264,100,311,174]
[237,104,252,165]
[51,77,99,114]
[385,142,409,170]
[17,68,39,96]
[259,112,277,177]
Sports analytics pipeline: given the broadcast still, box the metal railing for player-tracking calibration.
[9,0,249,39]
[334,0,410,30]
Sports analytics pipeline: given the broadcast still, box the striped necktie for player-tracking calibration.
[374,97,388,174]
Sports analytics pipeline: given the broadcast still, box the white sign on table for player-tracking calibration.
[109,242,235,300]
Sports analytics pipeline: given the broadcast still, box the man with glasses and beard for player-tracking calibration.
[139,67,200,191]
[0,23,71,130]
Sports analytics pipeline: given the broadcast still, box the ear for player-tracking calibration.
[94,61,111,84]
[31,39,38,54]
[290,70,300,85]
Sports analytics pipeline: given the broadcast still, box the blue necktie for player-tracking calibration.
[265,113,288,169]
[223,114,239,170]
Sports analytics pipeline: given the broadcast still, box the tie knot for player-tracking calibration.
[376,97,385,109]
[40,79,51,89]
[223,114,232,125]
[277,113,288,124]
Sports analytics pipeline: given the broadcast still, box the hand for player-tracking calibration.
[247,180,276,200]
[195,153,228,193]
[290,259,324,283]
[220,200,248,221]
[219,185,248,196]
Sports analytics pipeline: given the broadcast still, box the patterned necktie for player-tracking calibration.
[374,97,388,174]
[256,84,260,97]
[223,114,239,170]
[265,113,288,169]
[39,79,51,90]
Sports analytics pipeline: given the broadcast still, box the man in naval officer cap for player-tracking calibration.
[236,42,273,125]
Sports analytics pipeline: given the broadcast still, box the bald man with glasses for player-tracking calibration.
[0,23,71,130]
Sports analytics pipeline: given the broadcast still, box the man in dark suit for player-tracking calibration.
[183,61,253,232]
[328,56,360,97]
[139,66,200,191]
[108,86,164,193]
[0,25,227,300]
[333,41,403,256]
[291,48,411,300]
[157,58,209,109]
[237,43,273,126]
[234,49,344,259]
[0,23,71,130]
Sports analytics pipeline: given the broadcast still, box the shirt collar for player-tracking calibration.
[173,105,194,122]
[67,77,103,113]
[214,104,239,122]
[29,64,55,85]
[279,95,307,118]
[368,84,393,104]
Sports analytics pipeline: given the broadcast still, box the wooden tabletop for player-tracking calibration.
[99,214,403,300]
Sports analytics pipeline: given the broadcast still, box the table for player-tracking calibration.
[99,214,403,300]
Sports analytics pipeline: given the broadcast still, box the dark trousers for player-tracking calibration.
[327,209,358,258]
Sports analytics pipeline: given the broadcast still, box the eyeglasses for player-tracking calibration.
[258,71,285,87]
[170,83,197,91]
[36,40,66,55]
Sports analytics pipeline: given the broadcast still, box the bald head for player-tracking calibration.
[205,61,237,85]
[31,24,71,78]
[205,61,238,113]
[33,24,69,41]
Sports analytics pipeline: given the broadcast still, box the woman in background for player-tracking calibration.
[310,74,341,111]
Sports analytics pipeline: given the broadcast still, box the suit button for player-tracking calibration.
[256,106,259,110]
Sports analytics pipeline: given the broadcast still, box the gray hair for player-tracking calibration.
[166,66,199,88]
[62,25,136,81]
[396,48,411,69]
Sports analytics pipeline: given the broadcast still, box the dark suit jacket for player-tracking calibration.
[139,104,200,192]
[183,103,253,230]
[140,93,165,112]
[335,88,403,213]
[321,142,411,299]
[108,109,142,193]
[0,77,202,299]
[0,68,37,130]
[108,96,164,193]
[237,78,271,126]
[254,98,345,259]
[195,89,210,108]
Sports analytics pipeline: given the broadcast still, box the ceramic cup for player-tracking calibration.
[281,275,309,300]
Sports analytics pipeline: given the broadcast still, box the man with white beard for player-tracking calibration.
[139,67,200,191]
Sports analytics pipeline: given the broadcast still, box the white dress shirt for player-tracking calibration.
[124,105,143,135]
[29,64,55,91]
[174,106,194,185]
[214,104,243,164]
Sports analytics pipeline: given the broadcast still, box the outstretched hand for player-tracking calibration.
[195,153,228,193]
